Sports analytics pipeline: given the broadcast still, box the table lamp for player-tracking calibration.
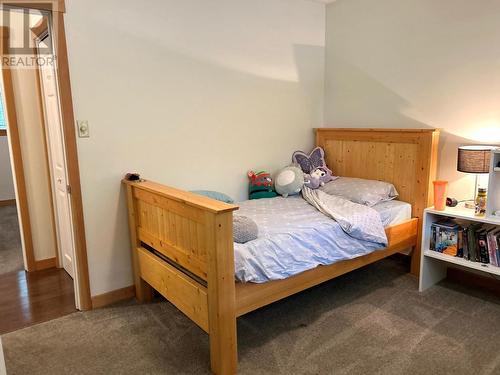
[457,145,494,208]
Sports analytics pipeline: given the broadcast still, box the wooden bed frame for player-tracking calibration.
[123,128,439,375]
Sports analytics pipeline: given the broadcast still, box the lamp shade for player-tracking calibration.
[457,145,494,174]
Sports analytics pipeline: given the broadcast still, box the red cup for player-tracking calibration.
[433,180,448,211]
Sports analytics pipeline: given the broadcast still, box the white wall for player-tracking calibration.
[0,137,15,201]
[324,0,500,200]
[65,0,326,296]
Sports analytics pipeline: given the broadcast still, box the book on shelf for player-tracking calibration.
[430,220,459,256]
[477,229,489,264]
[429,219,500,267]
[457,227,466,259]
[487,228,500,267]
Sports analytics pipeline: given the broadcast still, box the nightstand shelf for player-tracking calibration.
[425,206,500,225]
[419,206,500,292]
[423,250,500,276]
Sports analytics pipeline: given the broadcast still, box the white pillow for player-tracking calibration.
[319,177,399,207]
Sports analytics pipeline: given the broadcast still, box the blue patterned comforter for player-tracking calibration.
[234,195,392,283]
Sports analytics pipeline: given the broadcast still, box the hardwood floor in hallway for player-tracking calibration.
[0,268,76,335]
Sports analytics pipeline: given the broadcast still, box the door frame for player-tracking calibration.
[0,0,92,310]
[0,26,36,272]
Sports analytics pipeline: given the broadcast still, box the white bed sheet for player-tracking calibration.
[372,200,412,226]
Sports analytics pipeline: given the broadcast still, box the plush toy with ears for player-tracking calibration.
[275,166,304,197]
[304,167,333,189]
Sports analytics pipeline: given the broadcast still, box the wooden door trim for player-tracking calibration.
[51,10,92,310]
[1,0,92,310]
[0,1,65,13]
[0,26,36,271]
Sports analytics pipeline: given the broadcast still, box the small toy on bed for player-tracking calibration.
[233,215,258,243]
[275,166,304,197]
[304,167,332,189]
[292,147,335,184]
[124,172,142,182]
[248,170,277,200]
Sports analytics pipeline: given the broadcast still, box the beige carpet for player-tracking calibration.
[2,257,500,375]
[0,205,23,276]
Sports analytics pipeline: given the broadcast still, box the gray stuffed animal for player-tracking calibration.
[275,166,304,197]
[233,215,258,243]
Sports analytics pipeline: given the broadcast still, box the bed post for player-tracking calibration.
[206,210,238,375]
[410,129,440,277]
[125,182,154,303]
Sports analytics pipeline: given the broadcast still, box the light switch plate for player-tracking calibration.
[77,120,90,138]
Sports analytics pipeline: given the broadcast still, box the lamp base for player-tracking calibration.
[464,201,475,209]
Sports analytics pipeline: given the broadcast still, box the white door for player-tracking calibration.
[37,35,75,279]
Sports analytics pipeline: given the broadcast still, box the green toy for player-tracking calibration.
[247,170,277,200]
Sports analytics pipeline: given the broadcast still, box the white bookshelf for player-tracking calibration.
[419,148,500,291]
[419,205,500,292]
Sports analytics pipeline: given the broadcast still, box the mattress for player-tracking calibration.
[234,196,411,283]
[372,200,412,227]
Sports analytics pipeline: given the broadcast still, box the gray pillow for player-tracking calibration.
[319,177,398,207]
[233,215,258,244]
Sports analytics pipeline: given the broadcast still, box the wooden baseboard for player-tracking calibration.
[447,268,500,297]
[91,285,135,309]
[0,199,16,207]
[33,257,57,271]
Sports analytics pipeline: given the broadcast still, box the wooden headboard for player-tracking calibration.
[316,128,440,274]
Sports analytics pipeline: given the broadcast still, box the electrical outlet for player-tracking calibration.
[77,120,90,138]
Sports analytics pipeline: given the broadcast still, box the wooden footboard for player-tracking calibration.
[124,179,239,375]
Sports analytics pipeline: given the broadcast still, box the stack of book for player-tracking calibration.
[430,220,500,267]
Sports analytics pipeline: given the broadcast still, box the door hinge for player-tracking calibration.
[67,184,72,194]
